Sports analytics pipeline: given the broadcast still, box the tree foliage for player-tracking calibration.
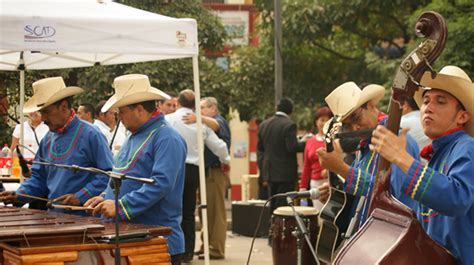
[2,0,473,143]
[0,0,228,144]
[227,0,474,131]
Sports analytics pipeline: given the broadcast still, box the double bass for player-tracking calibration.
[334,11,457,264]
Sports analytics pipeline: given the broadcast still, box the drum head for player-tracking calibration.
[273,206,318,216]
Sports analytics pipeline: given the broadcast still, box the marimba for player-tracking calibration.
[0,206,171,264]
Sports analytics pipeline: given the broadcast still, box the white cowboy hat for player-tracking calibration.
[325,81,385,120]
[102,74,170,112]
[23,77,83,114]
[415,65,474,136]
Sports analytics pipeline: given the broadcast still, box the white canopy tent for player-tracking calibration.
[0,0,211,263]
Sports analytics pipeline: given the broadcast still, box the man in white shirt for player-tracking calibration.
[77,103,95,124]
[11,111,49,159]
[165,89,230,263]
[94,100,126,152]
[158,92,178,114]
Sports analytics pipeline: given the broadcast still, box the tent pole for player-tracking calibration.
[18,53,25,183]
[193,55,210,265]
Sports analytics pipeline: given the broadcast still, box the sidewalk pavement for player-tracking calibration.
[189,231,273,265]
[189,195,273,265]
[191,197,273,264]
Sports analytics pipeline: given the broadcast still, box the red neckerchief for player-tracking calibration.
[150,109,161,120]
[420,127,464,161]
[55,110,76,134]
[377,111,387,123]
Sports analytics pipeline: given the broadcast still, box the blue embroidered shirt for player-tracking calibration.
[343,119,420,226]
[17,116,113,215]
[404,130,474,264]
[103,113,187,256]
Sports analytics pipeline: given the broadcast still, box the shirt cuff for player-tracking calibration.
[403,159,431,201]
[116,197,132,221]
[75,187,94,205]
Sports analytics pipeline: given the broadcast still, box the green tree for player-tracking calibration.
[410,0,474,73]
[0,0,229,144]
[228,0,444,130]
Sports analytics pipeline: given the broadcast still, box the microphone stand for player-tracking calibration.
[109,120,121,150]
[111,177,121,265]
[27,159,154,265]
[286,197,320,265]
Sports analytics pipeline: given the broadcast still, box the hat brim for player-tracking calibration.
[102,87,170,112]
[415,72,474,136]
[23,86,83,113]
[341,84,385,121]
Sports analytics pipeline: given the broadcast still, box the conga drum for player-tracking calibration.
[271,206,319,265]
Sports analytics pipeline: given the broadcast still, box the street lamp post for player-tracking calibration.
[274,0,282,106]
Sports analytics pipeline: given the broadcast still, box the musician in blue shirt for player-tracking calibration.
[86,74,187,265]
[371,65,474,264]
[0,77,112,215]
[317,82,419,227]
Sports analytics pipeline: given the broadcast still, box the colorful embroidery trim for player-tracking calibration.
[113,128,158,173]
[347,150,376,196]
[406,162,422,195]
[407,153,450,201]
[78,187,93,199]
[421,208,439,222]
[119,198,132,220]
[48,123,85,160]
[117,202,128,221]
[354,169,362,195]
[345,167,355,193]
[360,151,376,196]
[411,164,429,199]
[418,169,435,202]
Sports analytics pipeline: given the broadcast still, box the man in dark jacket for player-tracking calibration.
[257,98,305,213]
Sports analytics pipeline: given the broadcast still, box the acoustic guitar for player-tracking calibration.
[315,115,355,263]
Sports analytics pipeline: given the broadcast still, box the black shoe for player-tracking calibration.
[182,253,193,263]
[194,249,204,256]
[198,254,224,260]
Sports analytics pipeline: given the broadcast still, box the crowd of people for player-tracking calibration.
[0,63,472,264]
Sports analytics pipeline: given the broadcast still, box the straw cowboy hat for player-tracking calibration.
[23,77,83,114]
[102,74,170,112]
[325,81,385,120]
[415,65,474,136]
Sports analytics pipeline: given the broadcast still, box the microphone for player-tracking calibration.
[275,188,321,200]
[15,146,31,177]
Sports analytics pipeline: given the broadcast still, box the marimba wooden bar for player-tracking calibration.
[0,206,172,264]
